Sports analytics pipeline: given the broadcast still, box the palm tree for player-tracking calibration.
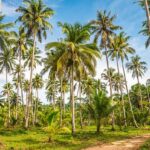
[46,23,100,134]
[12,64,24,119]
[146,79,150,111]
[108,33,137,127]
[16,0,54,128]
[126,55,147,110]
[138,0,150,32]
[2,83,13,125]
[23,80,30,124]
[12,27,32,103]
[0,15,13,51]
[90,10,121,130]
[140,21,150,48]
[32,74,43,124]
[89,89,113,133]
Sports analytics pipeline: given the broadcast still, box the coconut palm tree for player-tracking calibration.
[23,80,30,124]
[12,64,25,119]
[0,15,13,51]
[90,10,121,130]
[32,74,43,124]
[46,23,100,134]
[16,0,54,128]
[12,27,32,103]
[109,33,138,127]
[126,55,147,110]
[2,83,13,125]
[146,79,150,111]
[138,0,150,32]
[140,21,150,48]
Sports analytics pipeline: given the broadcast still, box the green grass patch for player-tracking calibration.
[0,126,150,150]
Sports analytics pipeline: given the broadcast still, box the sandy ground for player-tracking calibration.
[84,134,150,150]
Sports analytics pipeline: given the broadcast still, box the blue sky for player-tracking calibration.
[0,0,149,103]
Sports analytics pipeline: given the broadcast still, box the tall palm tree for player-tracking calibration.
[32,74,43,124]
[139,0,150,32]
[16,0,54,128]
[23,80,30,124]
[146,79,150,111]
[90,10,121,130]
[0,15,13,51]
[12,64,24,119]
[126,55,147,110]
[12,27,32,103]
[46,23,100,134]
[109,33,138,127]
[2,83,13,125]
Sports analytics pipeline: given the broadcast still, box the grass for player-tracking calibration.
[0,126,150,150]
[140,138,150,150]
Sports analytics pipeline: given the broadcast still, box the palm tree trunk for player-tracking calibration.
[70,64,75,135]
[121,59,138,128]
[144,0,150,33]
[96,118,101,133]
[63,91,65,113]
[19,48,24,105]
[25,33,36,128]
[104,46,115,130]
[16,74,19,120]
[60,78,63,127]
[146,86,150,113]
[6,69,10,125]
[136,74,143,110]
[79,81,83,129]
[116,55,127,127]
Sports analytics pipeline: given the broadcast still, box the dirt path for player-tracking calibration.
[84,134,150,150]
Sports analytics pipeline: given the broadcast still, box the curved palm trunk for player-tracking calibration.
[121,59,138,128]
[136,74,143,110]
[104,46,115,130]
[70,64,75,135]
[144,0,150,33]
[25,33,36,128]
[116,55,127,127]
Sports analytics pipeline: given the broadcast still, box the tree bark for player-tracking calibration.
[70,64,75,135]
[79,81,83,129]
[121,59,138,128]
[96,118,101,133]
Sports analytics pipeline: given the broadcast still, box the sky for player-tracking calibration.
[0,0,149,103]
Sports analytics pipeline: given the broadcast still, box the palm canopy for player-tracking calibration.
[108,32,135,61]
[126,55,147,78]
[24,48,41,69]
[140,21,150,48]
[11,27,33,57]
[89,10,121,47]
[16,0,54,41]
[46,23,100,78]
[32,74,43,89]
[0,15,13,51]
[0,49,16,74]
